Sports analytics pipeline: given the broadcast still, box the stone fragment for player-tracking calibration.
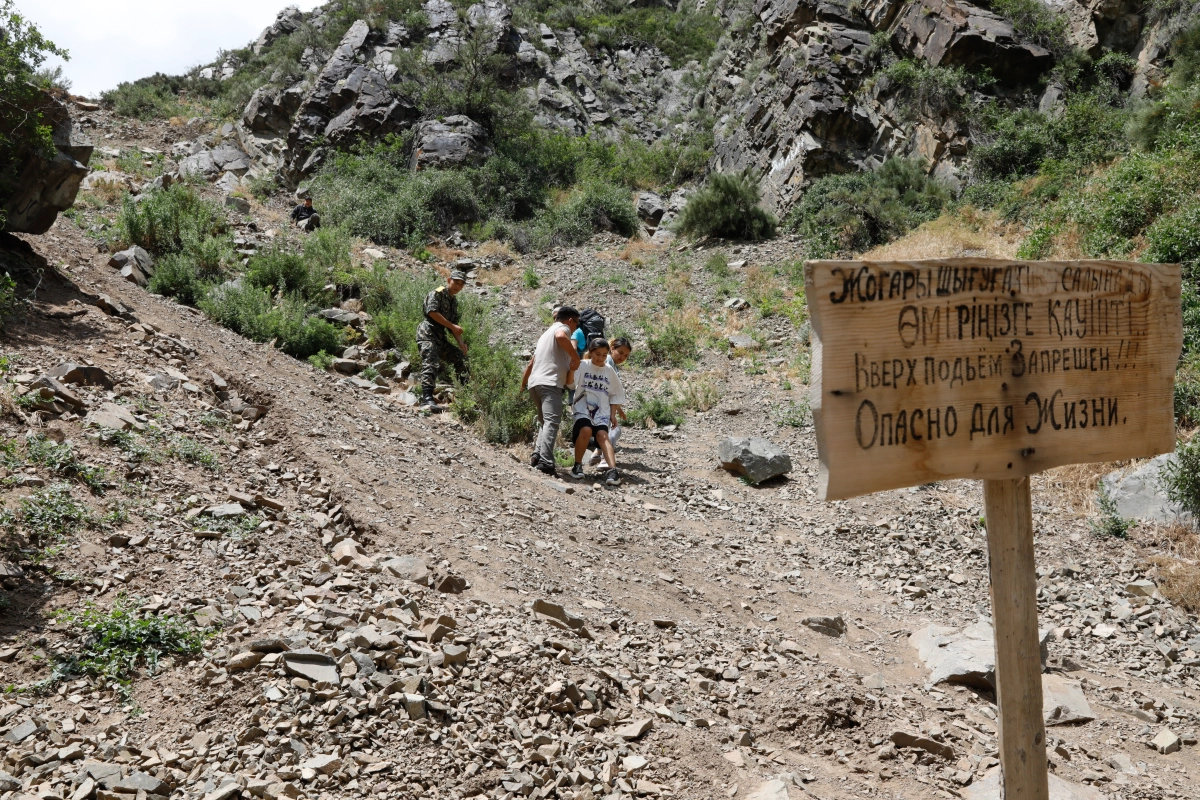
[381,555,430,584]
[4,719,38,743]
[410,115,492,170]
[332,538,376,571]
[1152,728,1181,754]
[436,573,467,593]
[207,503,246,519]
[402,693,426,719]
[963,767,1103,800]
[442,644,469,665]
[227,651,265,671]
[717,437,792,483]
[616,718,653,740]
[301,754,342,774]
[114,772,164,794]
[282,648,340,686]
[745,779,791,800]
[890,730,956,759]
[85,402,139,432]
[49,362,115,388]
[1043,675,1095,726]
[801,615,846,637]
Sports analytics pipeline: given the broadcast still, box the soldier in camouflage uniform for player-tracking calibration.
[416,269,469,409]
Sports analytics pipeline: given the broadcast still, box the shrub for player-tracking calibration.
[245,247,324,298]
[645,314,701,367]
[199,282,340,360]
[676,170,777,241]
[308,350,335,371]
[1161,437,1200,516]
[563,4,724,68]
[101,73,185,119]
[522,267,540,288]
[1143,203,1200,268]
[267,298,343,359]
[527,181,639,249]
[25,435,106,492]
[1090,483,1135,537]
[987,0,1070,55]
[788,158,949,256]
[149,253,212,305]
[117,184,228,254]
[625,392,684,428]
[199,281,277,341]
[1175,356,1200,427]
[878,59,978,121]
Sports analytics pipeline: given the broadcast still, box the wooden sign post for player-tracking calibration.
[804,259,1182,799]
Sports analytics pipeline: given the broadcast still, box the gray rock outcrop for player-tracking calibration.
[1100,453,1192,526]
[717,437,792,483]
[254,6,304,55]
[2,92,93,234]
[410,116,492,170]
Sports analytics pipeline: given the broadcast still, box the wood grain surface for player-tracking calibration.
[805,259,1182,500]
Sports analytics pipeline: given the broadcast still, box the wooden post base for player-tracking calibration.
[984,477,1050,800]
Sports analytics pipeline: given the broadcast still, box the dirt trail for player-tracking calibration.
[1,120,1199,800]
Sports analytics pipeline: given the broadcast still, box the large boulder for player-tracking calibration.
[253,6,304,55]
[2,91,93,234]
[242,83,307,136]
[410,116,492,170]
[283,20,419,178]
[890,0,1053,82]
[717,437,792,484]
[1100,453,1192,526]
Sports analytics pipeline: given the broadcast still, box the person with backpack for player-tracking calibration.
[587,336,632,469]
[567,338,626,485]
[520,307,582,476]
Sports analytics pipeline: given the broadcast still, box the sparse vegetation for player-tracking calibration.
[1091,483,1135,538]
[48,598,209,694]
[17,484,90,542]
[1161,438,1200,517]
[626,392,685,428]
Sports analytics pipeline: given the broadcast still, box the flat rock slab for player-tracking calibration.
[801,615,846,637]
[716,437,792,484]
[381,556,430,584]
[745,779,792,800]
[1101,453,1192,525]
[964,768,1102,800]
[282,648,340,686]
[911,621,1050,690]
[1043,674,1095,726]
[890,730,956,759]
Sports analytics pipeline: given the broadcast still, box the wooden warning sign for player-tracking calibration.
[804,259,1183,500]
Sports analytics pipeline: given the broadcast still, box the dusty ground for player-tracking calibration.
[0,110,1199,800]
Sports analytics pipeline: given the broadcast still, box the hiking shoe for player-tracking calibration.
[536,459,557,476]
[529,451,541,467]
[604,469,622,486]
[569,463,585,480]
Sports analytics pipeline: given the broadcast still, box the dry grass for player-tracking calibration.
[428,242,468,262]
[1034,461,1133,517]
[476,266,519,286]
[1145,556,1200,613]
[860,209,1022,261]
[84,179,129,206]
[476,241,516,260]
[619,239,660,265]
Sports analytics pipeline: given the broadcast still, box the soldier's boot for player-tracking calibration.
[419,384,441,411]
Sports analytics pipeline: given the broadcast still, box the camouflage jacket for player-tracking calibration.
[423,286,459,330]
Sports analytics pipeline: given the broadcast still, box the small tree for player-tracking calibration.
[675,169,777,241]
[0,0,69,226]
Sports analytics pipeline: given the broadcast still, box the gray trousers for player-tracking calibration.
[530,385,564,467]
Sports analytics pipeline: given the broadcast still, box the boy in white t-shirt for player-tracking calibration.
[567,338,626,486]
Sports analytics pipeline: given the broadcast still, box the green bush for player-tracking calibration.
[149,253,212,305]
[625,392,684,428]
[1175,355,1200,427]
[19,484,89,542]
[102,73,185,119]
[1143,203,1200,268]
[547,3,723,67]
[245,246,325,298]
[1090,483,1135,538]
[788,158,949,256]
[987,0,1070,55]
[676,170,777,241]
[526,181,639,249]
[117,183,228,254]
[199,282,340,359]
[1161,437,1200,516]
[878,59,980,121]
[199,281,277,341]
[645,316,701,367]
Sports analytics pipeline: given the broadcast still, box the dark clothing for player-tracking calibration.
[572,418,608,441]
[417,286,465,392]
[291,204,318,222]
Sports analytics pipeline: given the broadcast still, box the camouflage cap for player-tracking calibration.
[449,269,469,282]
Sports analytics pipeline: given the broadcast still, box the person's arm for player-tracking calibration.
[554,327,581,371]
[610,367,627,422]
[428,311,467,353]
[290,206,300,220]
[520,355,534,392]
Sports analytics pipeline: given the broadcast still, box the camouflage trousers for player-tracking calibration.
[416,322,466,392]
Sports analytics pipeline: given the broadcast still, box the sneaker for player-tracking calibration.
[604,469,622,486]
[530,451,541,467]
[587,451,603,466]
[569,463,585,480]
[536,460,556,476]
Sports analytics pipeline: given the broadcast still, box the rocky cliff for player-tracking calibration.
[2,91,93,235]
